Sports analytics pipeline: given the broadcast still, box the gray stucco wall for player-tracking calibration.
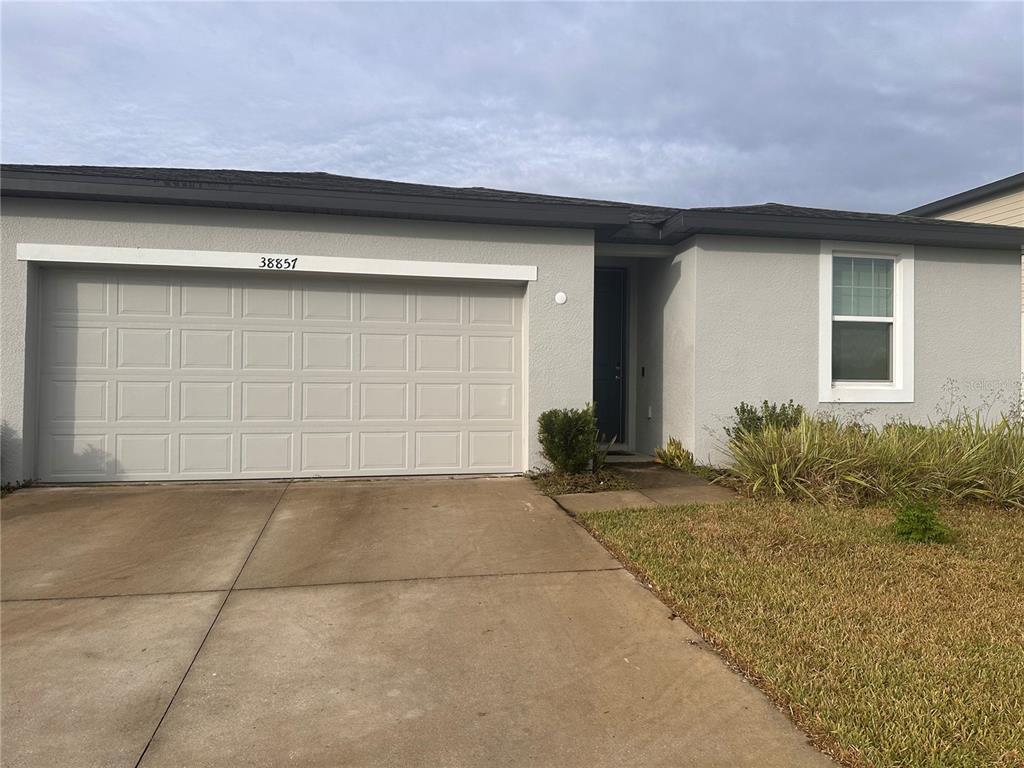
[0,198,595,482]
[688,235,1022,463]
[634,245,697,455]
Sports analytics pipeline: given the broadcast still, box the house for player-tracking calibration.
[1,165,1022,482]
[903,171,1024,226]
[903,171,1024,365]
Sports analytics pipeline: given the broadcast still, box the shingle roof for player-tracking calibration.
[0,164,684,225]
[681,202,1019,231]
[8,164,1018,230]
[7,164,617,204]
[3,164,1021,249]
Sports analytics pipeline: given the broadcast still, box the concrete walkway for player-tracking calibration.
[1,478,831,768]
[556,463,737,515]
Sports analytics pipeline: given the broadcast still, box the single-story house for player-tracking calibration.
[902,171,1024,366]
[1,165,1022,483]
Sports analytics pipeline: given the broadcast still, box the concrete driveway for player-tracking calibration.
[1,477,832,768]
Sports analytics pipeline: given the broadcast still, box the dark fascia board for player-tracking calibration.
[646,210,1024,250]
[0,169,631,230]
[603,209,1024,250]
[902,171,1024,216]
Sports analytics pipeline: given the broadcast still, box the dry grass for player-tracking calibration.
[529,468,634,496]
[580,500,1024,768]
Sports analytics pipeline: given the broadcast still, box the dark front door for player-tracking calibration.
[593,268,627,442]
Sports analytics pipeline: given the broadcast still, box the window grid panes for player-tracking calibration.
[831,255,894,383]
[832,256,893,317]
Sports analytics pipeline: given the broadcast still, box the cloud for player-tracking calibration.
[2,1,1021,212]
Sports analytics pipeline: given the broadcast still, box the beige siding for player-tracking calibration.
[935,188,1024,226]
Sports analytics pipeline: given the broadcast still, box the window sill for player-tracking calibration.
[820,383,914,404]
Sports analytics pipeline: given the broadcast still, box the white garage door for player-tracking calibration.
[37,267,524,481]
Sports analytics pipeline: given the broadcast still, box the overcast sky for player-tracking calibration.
[2,2,1022,213]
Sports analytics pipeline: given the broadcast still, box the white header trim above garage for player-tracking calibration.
[16,243,539,282]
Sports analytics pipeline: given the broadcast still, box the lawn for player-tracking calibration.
[579,500,1024,768]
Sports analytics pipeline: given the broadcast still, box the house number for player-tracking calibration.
[259,257,299,270]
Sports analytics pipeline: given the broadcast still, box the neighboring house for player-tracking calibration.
[903,171,1024,226]
[1,165,1022,483]
[903,172,1024,366]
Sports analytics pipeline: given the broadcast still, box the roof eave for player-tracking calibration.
[0,170,631,230]
[902,171,1024,216]
[680,211,1024,249]
[600,210,1024,250]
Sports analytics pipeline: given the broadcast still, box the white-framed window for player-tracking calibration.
[818,241,914,403]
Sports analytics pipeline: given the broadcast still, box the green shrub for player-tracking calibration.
[725,399,805,439]
[538,404,599,474]
[892,500,951,543]
[655,437,697,472]
[726,410,1024,508]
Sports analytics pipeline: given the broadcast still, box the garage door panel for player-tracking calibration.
[50,326,108,368]
[301,382,352,421]
[49,434,109,477]
[181,282,234,318]
[302,286,352,321]
[181,330,233,369]
[469,293,516,326]
[359,383,408,421]
[180,433,233,474]
[241,331,294,370]
[115,434,171,475]
[415,292,461,324]
[360,334,408,371]
[415,431,461,470]
[118,280,171,317]
[48,380,108,422]
[181,382,233,421]
[359,432,408,471]
[38,269,523,481]
[416,335,462,372]
[243,285,293,319]
[302,332,352,370]
[48,273,108,315]
[116,381,171,422]
[117,328,171,369]
[241,382,294,421]
[301,432,352,472]
[415,383,461,420]
[469,383,515,420]
[468,336,516,373]
[468,431,515,469]
[241,433,293,473]
[360,288,408,323]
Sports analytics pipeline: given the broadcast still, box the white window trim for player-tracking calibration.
[818,240,914,403]
[16,243,538,282]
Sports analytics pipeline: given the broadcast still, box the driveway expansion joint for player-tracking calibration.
[0,587,228,604]
[131,479,293,768]
[233,565,627,593]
